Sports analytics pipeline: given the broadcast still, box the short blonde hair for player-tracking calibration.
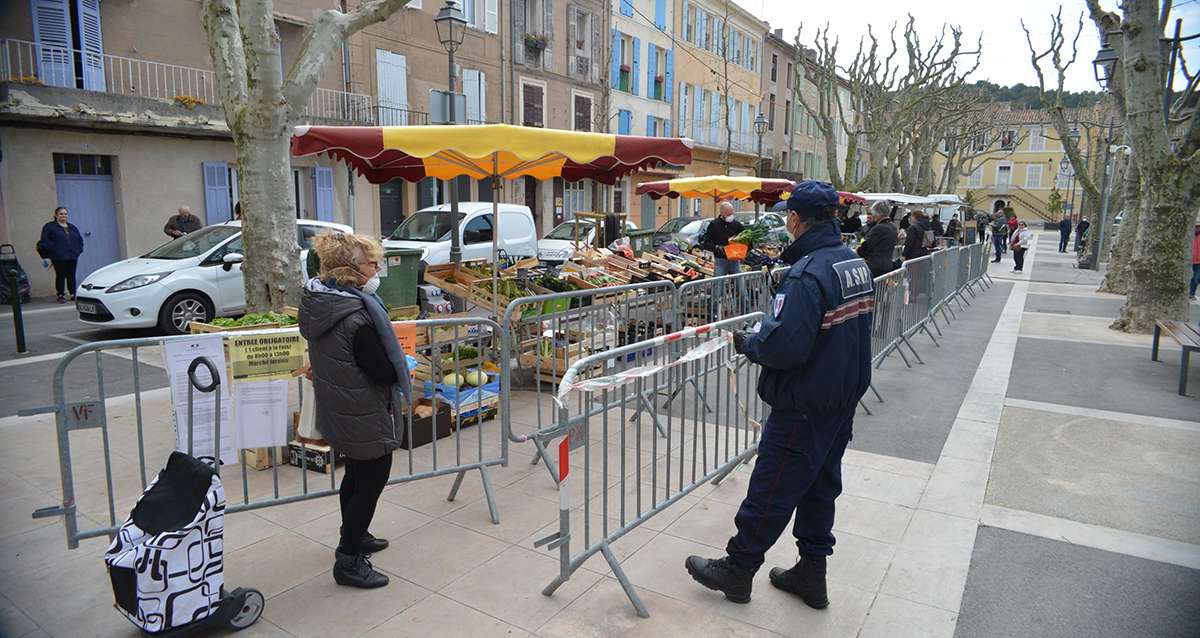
[313,231,383,286]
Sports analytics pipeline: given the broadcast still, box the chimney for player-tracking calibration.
[774,28,783,39]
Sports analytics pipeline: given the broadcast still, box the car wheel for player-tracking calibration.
[159,292,213,335]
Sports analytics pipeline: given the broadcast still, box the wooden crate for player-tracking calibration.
[242,447,285,470]
[189,321,282,334]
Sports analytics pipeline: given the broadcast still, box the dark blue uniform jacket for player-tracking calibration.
[743,221,873,416]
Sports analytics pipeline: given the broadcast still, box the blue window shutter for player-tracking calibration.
[664,50,674,104]
[646,115,655,137]
[631,38,641,96]
[710,92,719,145]
[694,86,704,143]
[664,119,671,138]
[646,44,657,99]
[618,110,631,135]
[314,166,335,221]
[620,0,633,17]
[31,0,74,88]
[611,30,621,90]
[76,0,105,91]
[655,0,666,29]
[202,162,232,224]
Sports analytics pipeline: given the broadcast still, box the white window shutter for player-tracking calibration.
[485,0,498,33]
[478,71,487,123]
[463,69,481,123]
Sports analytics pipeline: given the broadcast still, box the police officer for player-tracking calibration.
[685,181,874,609]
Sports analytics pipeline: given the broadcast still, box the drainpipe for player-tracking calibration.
[340,0,357,232]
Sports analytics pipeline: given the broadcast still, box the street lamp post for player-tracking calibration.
[753,112,768,220]
[435,0,467,264]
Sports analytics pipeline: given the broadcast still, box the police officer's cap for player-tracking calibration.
[786,181,839,220]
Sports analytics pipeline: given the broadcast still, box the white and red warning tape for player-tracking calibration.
[554,326,733,407]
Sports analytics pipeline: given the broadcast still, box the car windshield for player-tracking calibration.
[390,211,466,241]
[545,220,597,240]
[733,213,781,228]
[657,217,699,234]
[143,225,241,260]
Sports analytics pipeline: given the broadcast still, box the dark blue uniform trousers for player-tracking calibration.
[726,408,853,572]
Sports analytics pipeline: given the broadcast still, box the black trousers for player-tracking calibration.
[51,259,78,297]
[1059,231,1070,252]
[1013,248,1026,271]
[338,452,393,555]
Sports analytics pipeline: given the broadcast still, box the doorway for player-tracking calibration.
[53,154,120,280]
[524,177,540,235]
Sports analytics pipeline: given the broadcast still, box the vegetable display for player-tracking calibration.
[208,311,297,328]
[536,273,580,293]
[730,225,768,246]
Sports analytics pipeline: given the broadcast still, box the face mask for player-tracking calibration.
[785,216,799,242]
[361,274,381,295]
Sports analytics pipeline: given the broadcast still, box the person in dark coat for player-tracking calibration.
[299,232,412,590]
[858,200,899,278]
[902,211,930,260]
[1057,214,1073,252]
[930,214,945,240]
[38,206,84,303]
[699,201,746,277]
[685,181,873,610]
[1075,217,1089,251]
[945,214,961,245]
[164,206,203,238]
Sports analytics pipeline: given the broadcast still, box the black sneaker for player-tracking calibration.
[341,527,389,553]
[769,556,829,609]
[685,555,753,604]
[332,551,389,589]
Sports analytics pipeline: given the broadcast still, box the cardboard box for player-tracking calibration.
[287,440,342,474]
[399,400,454,450]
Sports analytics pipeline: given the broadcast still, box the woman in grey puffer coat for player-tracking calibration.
[299,232,410,590]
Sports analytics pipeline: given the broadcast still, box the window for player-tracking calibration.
[417,177,446,209]
[54,153,112,175]
[684,3,694,43]
[463,214,494,244]
[786,62,793,88]
[1030,126,1046,151]
[379,178,406,236]
[33,0,105,91]
[573,93,592,131]
[563,180,591,221]
[1056,164,1072,189]
[971,132,987,152]
[619,35,633,92]
[521,79,545,127]
[1025,164,1043,188]
[1000,130,1016,150]
[768,94,776,131]
[568,7,592,79]
[968,165,983,187]
[652,46,666,99]
[771,54,778,82]
[784,100,791,135]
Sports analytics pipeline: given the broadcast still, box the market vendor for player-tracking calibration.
[699,201,746,277]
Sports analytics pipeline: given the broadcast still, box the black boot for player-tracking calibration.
[685,555,754,604]
[769,556,829,609]
[341,527,389,553]
[333,551,389,589]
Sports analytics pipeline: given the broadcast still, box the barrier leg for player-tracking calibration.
[928,311,944,337]
[604,542,650,618]
[901,335,925,364]
[478,466,500,524]
[920,322,940,347]
[530,437,560,482]
[711,448,756,486]
[869,382,883,403]
[858,398,873,415]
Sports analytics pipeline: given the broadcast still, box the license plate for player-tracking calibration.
[76,301,97,314]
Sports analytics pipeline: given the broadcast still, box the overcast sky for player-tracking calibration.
[740,0,1200,92]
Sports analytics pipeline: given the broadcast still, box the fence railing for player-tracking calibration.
[2,38,384,125]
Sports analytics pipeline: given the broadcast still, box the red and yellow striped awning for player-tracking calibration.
[635,175,796,204]
[290,124,694,184]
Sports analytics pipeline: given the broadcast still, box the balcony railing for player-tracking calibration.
[2,38,382,125]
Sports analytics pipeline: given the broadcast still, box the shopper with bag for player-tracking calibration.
[1010,221,1032,272]
[299,231,411,590]
[38,206,84,303]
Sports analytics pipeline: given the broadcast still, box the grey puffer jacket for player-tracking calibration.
[299,279,400,460]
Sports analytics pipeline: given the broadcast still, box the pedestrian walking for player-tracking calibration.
[1075,217,1089,252]
[1058,213,1073,253]
[945,214,961,246]
[685,181,872,610]
[37,206,84,303]
[990,212,1007,262]
[298,231,412,590]
[699,201,746,278]
[1189,220,1200,301]
[1011,221,1032,272]
[164,206,204,238]
[974,210,990,244]
[858,200,899,278]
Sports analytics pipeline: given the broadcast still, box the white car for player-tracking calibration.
[75,219,351,334]
[382,202,538,267]
[537,218,638,264]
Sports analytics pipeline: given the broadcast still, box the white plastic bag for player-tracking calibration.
[298,376,319,440]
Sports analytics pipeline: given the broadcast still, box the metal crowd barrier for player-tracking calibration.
[526,314,765,618]
[899,255,940,349]
[31,317,506,549]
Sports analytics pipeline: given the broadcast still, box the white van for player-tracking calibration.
[382,202,538,267]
